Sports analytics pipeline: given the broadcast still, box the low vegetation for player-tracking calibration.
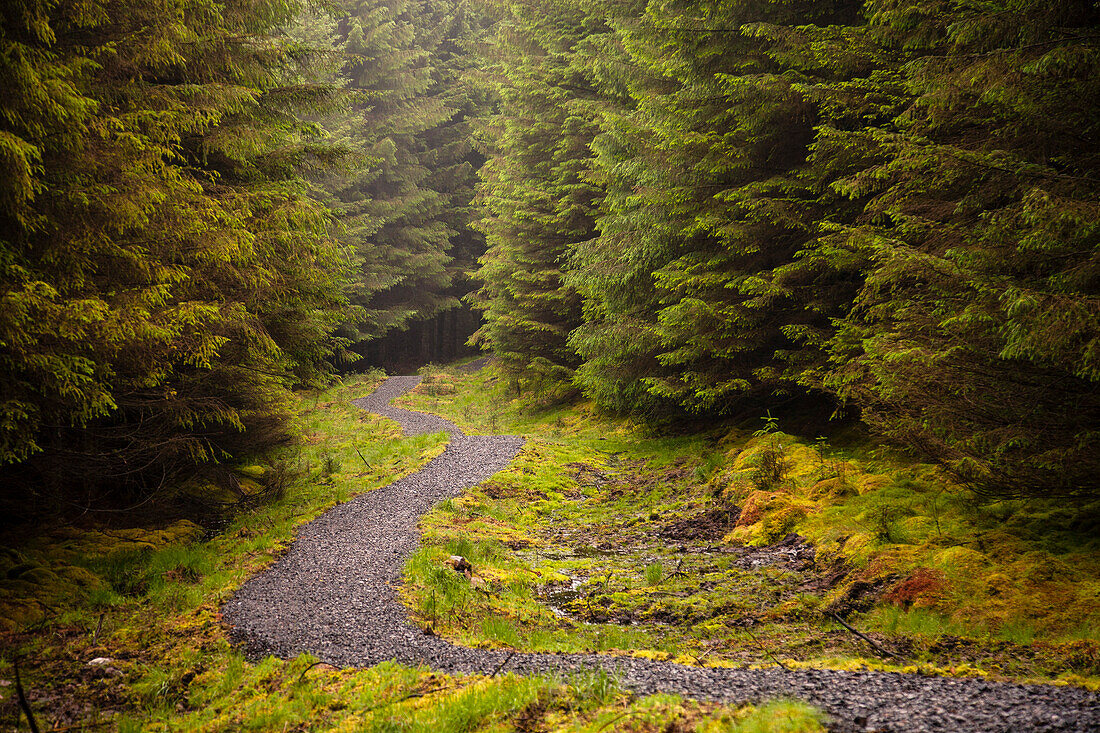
[0,373,824,731]
[399,362,1100,688]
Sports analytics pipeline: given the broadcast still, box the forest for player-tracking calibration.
[1,0,1099,730]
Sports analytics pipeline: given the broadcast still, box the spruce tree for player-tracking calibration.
[571,0,870,415]
[328,0,488,346]
[0,0,352,514]
[467,0,606,388]
[824,0,1100,498]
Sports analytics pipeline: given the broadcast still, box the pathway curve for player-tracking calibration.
[224,376,1100,733]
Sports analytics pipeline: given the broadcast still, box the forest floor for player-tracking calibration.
[220,369,1099,732]
[398,362,1100,687]
[1,360,1099,731]
[0,372,824,733]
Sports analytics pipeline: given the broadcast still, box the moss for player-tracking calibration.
[1011,551,1075,583]
[762,506,807,543]
[726,524,765,545]
[898,516,936,542]
[18,567,61,585]
[736,491,785,527]
[5,561,37,579]
[809,477,854,499]
[931,546,989,578]
[0,599,46,630]
[854,475,891,495]
[984,572,1012,597]
[840,533,877,567]
[55,565,106,589]
[884,568,947,609]
[237,465,267,479]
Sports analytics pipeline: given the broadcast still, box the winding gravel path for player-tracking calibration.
[224,376,1100,733]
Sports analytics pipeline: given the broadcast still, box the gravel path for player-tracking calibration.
[224,376,1100,733]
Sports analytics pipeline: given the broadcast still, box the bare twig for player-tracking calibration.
[362,683,456,714]
[40,721,112,732]
[14,659,41,733]
[828,612,898,659]
[595,710,645,733]
[656,558,687,586]
[296,660,328,682]
[742,626,789,670]
[354,447,371,468]
[489,651,516,678]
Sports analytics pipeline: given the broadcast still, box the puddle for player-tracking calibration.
[519,544,630,562]
[730,534,815,571]
[541,575,587,618]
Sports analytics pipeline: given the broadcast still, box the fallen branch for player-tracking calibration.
[296,660,329,683]
[37,721,112,732]
[15,659,41,733]
[742,626,788,670]
[489,651,516,678]
[362,682,456,714]
[656,559,689,586]
[595,710,645,733]
[828,612,898,658]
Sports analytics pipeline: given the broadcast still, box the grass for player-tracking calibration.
[5,354,1098,731]
[396,361,1100,687]
[645,562,664,587]
[0,371,822,731]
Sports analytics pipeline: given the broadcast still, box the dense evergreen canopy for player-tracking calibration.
[0,0,353,513]
[2,0,1096,512]
[327,0,488,343]
[468,0,1100,499]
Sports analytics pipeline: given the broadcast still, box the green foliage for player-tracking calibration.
[567,0,874,417]
[467,0,604,379]
[0,0,354,513]
[324,0,492,346]
[467,0,1100,500]
[821,0,1100,499]
[399,363,1100,684]
[0,374,819,728]
[644,561,663,586]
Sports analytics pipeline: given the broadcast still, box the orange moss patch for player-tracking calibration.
[885,568,947,609]
[736,491,784,527]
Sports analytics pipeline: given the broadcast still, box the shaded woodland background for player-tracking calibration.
[1,0,1097,520]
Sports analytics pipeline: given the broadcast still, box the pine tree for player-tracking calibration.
[467,0,606,389]
[570,0,870,415]
[327,0,489,347]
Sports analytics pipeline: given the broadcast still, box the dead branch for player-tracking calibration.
[490,651,516,678]
[15,659,41,733]
[742,626,789,670]
[828,612,899,659]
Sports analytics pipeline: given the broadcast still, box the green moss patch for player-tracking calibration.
[397,361,1100,687]
[0,372,809,731]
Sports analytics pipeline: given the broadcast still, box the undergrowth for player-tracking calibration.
[0,371,819,731]
[398,361,1100,688]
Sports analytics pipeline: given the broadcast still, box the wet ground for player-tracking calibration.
[222,376,1100,733]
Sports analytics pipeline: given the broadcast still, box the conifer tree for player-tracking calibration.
[468,0,606,387]
[571,0,870,415]
[0,0,352,513]
[463,0,1099,500]
[328,0,488,345]
[823,0,1100,498]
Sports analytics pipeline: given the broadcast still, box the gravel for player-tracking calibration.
[223,376,1100,733]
